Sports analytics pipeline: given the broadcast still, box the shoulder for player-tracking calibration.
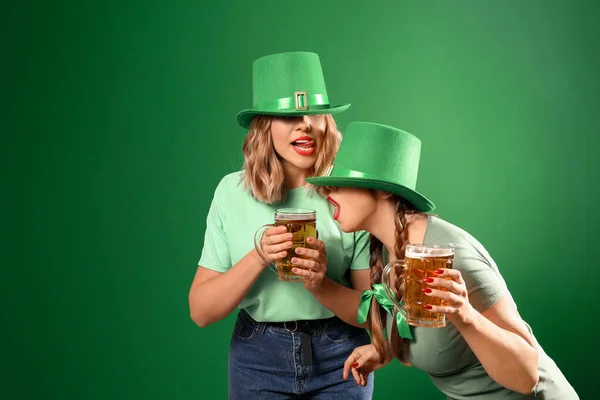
[217,170,244,189]
[426,217,486,249]
[212,171,247,197]
[425,216,496,265]
[425,216,470,242]
[427,216,507,308]
[206,171,256,215]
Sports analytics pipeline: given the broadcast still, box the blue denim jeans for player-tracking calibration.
[228,310,374,399]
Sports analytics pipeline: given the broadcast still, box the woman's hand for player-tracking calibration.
[291,237,328,292]
[257,226,293,267]
[342,344,392,386]
[422,268,475,326]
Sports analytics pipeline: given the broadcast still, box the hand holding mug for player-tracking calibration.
[256,225,294,267]
[291,236,328,291]
[382,244,455,328]
[254,208,318,281]
[422,268,475,326]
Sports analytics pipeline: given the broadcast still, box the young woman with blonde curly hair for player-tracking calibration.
[189,52,373,399]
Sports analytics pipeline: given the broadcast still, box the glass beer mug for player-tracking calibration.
[254,208,317,282]
[382,244,455,328]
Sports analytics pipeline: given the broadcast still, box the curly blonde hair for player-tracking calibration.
[241,115,341,204]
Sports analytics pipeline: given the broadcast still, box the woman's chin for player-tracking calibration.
[337,219,355,233]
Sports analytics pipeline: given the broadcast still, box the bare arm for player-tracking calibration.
[455,295,539,394]
[189,226,293,327]
[290,236,372,328]
[426,270,539,395]
[308,270,371,328]
[189,249,266,327]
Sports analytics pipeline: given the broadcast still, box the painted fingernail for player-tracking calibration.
[424,305,433,310]
[352,363,359,368]
[424,278,434,283]
[422,288,432,293]
[434,269,444,274]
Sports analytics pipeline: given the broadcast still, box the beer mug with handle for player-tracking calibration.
[254,208,317,282]
[382,244,455,328]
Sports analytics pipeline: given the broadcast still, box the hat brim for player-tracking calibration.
[306,176,435,212]
[236,103,351,129]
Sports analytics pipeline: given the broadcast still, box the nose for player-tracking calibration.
[297,115,312,132]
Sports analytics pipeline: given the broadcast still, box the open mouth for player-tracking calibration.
[327,196,340,220]
[291,136,315,156]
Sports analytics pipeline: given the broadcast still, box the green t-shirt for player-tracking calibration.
[386,216,578,399]
[198,171,371,322]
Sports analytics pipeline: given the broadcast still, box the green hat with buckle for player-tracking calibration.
[236,52,351,129]
[306,122,435,212]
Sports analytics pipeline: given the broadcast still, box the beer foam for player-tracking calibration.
[275,208,316,220]
[406,245,454,258]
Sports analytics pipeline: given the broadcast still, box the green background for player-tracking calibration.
[4,1,598,398]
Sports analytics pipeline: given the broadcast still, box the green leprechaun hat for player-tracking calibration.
[236,52,351,129]
[306,122,435,212]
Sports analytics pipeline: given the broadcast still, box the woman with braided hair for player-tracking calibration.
[303,122,578,399]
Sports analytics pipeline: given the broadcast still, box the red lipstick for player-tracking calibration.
[327,196,340,220]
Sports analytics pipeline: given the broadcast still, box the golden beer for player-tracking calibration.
[404,244,455,328]
[254,208,317,282]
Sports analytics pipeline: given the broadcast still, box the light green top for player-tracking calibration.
[386,216,578,399]
[198,171,370,322]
